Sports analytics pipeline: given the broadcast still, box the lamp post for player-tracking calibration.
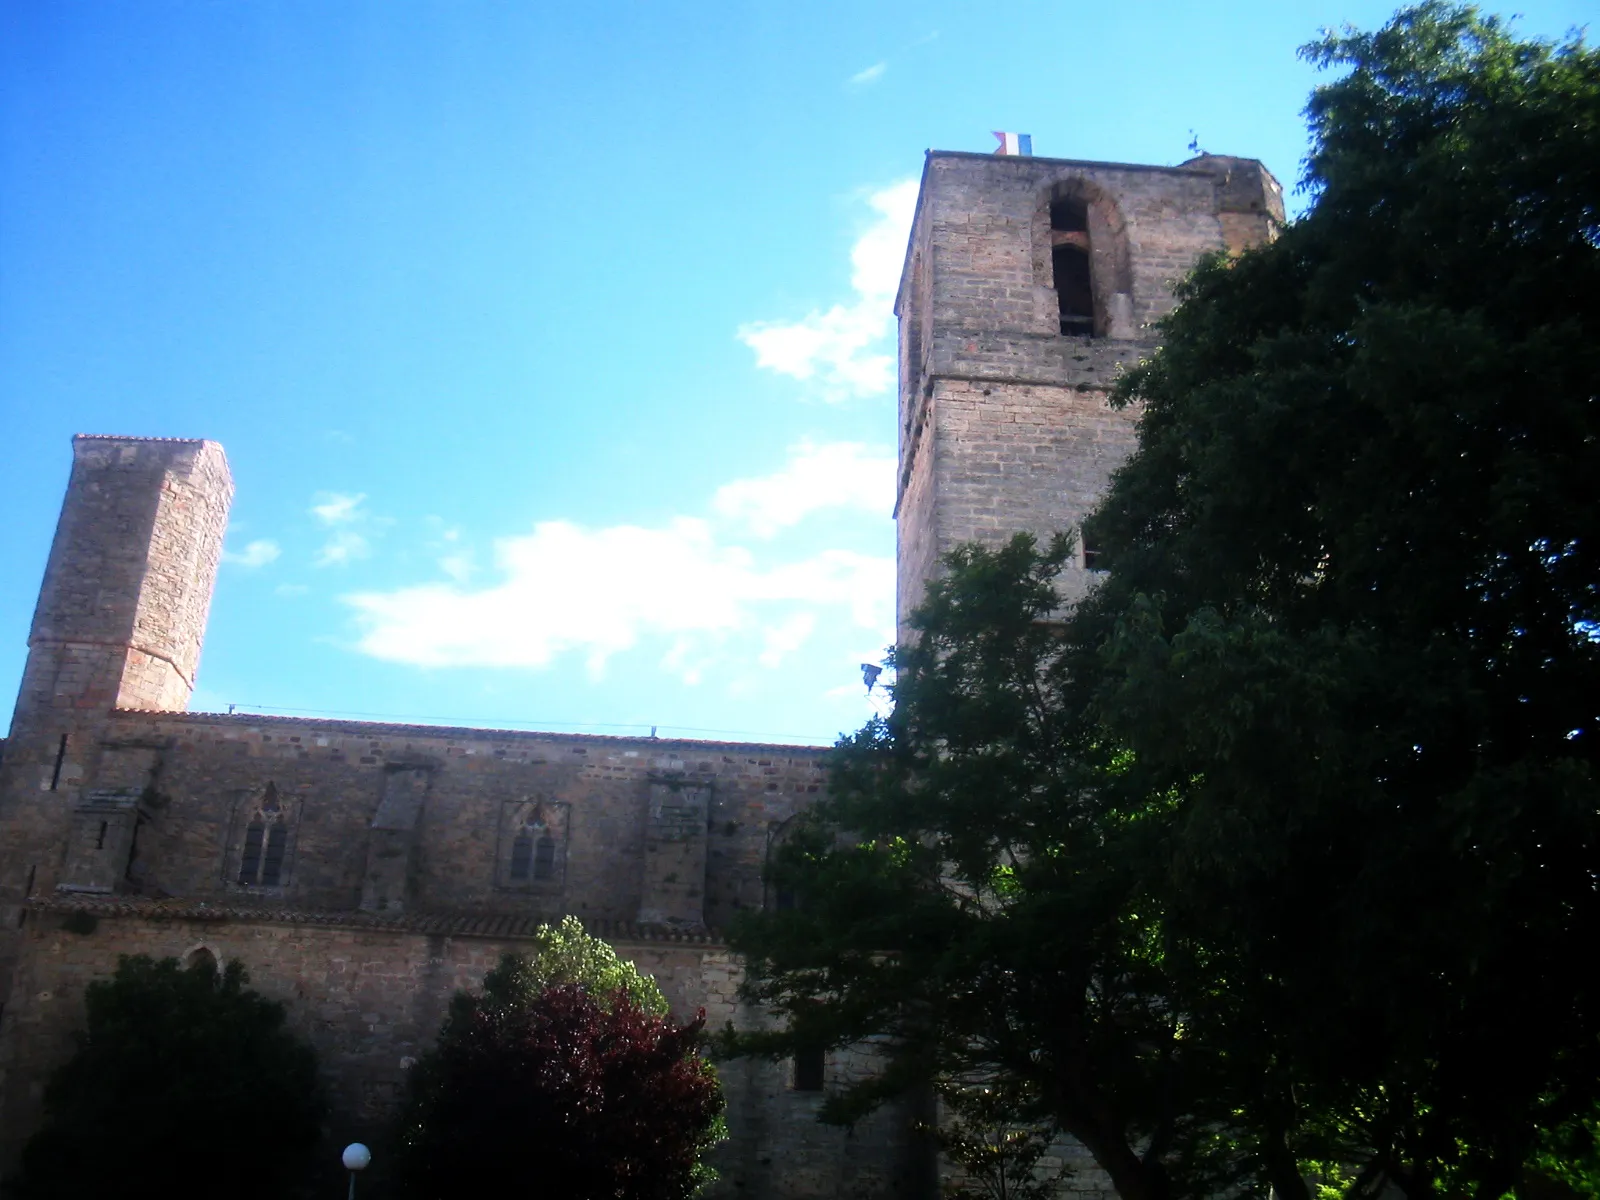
[342,1143,371,1200]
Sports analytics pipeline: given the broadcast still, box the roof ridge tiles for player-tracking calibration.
[30,894,724,946]
[107,705,831,753]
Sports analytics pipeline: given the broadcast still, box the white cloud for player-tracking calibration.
[343,518,893,680]
[311,492,366,525]
[849,61,886,86]
[315,530,370,568]
[759,612,817,668]
[222,539,281,568]
[438,552,474,582]
[275,583,309,598]
[737,179,919,400]
[309,491,384,566]
[713,441,895,537]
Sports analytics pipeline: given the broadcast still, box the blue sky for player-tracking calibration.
[1,0,1591,746]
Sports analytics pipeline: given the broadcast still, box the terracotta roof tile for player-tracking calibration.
[32,893,725,947]
[106,707,832,754]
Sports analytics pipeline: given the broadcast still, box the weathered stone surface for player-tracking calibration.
[894,150,1282,630]
[2,904,905,1198]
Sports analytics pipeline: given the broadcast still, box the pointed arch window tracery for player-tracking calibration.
[236,782,291,887]
[508,804,559,883]
[497,799,570,891]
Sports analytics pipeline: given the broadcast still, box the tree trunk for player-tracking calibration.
[1261,1127,1312,1200]
[1067,1116,1170,1200]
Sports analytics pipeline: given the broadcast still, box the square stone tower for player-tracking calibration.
[14,436,233,735]
[893,151,1283,629]
[0,436,232,985]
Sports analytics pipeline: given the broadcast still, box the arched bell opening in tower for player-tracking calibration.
[1039,183,1135,340]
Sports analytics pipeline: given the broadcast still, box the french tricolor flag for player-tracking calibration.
[993,131,1033,156]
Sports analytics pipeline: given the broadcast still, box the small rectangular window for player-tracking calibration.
[793,1045,825,1092]
[1054,244,1095,336]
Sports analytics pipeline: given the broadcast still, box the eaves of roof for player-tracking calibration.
[31,893,725,948]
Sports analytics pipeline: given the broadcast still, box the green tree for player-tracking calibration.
[728,535,1216,1200]
[392,916,727,1200]
[932,1081,1074,1200]
[731,6,1600,1200]
[1081,6,1600,1197]
[9,954,324,1200]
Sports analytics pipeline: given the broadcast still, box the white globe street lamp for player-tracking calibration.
[342,1143,371,1200]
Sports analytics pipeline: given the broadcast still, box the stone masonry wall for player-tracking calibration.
[894,150,1282,627]
[47,712,828,924]
[19,436,232,732]
[0,711,898,1196]
[0,436,235,1036]
[126,439,232,703]
[0,909,905,1200]
[930,379,1139,606]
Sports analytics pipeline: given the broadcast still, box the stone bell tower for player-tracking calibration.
[892,150,1283,631]
[13,436,233,736]
[0,436,232,969]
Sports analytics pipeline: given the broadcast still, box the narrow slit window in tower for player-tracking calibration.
[1053,245,1095,336]
[49,735,69,791]
[1050,196,1096,337]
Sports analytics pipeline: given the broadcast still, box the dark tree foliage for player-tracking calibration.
[392,921,726,1200]
[1081,6,1600,1198]
[9,954,324,1200]
[728,536,1208,1200]
[933,1080,1075,1200]
[731,6,1600,1200]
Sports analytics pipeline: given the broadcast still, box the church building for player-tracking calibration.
[0,146,1281,1197]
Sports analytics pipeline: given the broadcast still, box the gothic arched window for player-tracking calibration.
[237,783,291,887]
[498,799,569,890]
